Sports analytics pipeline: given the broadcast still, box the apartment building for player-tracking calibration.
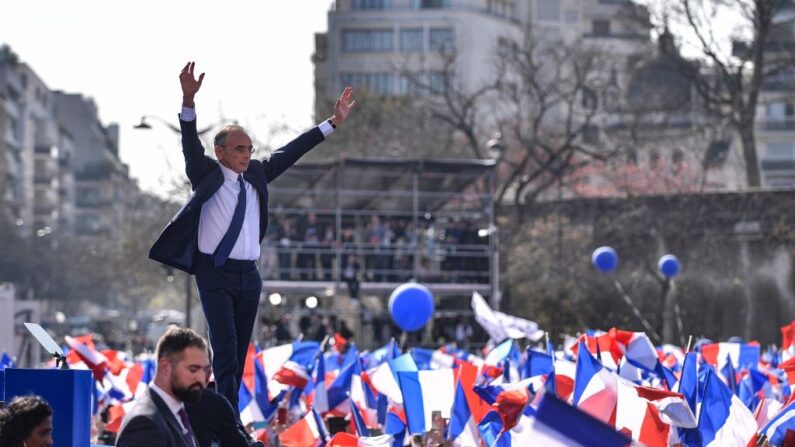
[315,0,652,106]
[752,2,795,188]
[0,46,66,236]
[0,45,132,243]
[53,92,130,240]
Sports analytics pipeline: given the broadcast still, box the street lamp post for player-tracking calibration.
[485,132,505,310]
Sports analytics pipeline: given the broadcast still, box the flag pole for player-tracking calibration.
[613,278,662,343]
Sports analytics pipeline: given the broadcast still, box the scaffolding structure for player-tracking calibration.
[257,157,497,347]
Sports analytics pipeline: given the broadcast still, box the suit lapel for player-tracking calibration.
[244,163,266,194]
[148,388,191,447]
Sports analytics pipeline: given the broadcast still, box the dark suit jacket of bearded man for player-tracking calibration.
[116,387,191,447]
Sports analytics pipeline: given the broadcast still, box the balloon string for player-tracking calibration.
[613,278,662,343]
[670,280,686,347]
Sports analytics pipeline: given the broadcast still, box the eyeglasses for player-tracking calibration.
[223,145,255,154]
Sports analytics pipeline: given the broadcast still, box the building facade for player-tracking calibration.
[53,92,130,241]
[753,2,795,188]
[0,46,65,237]
[314,0,652,110]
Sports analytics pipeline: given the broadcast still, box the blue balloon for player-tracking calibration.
[658,254,681,278]
[389,283,434,332]
[591,246,618,272]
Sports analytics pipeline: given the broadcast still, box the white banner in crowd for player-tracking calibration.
[471,291,544,342]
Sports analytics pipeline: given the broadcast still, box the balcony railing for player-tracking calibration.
[758,119,795,131]
[760,158,795,171]
[261,242,490,285]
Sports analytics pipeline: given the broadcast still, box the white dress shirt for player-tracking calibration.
[149,382,190,435]
[182,107,334,261]
[198,162,261,260]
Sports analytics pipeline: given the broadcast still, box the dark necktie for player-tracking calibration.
[177,407,197,447]
[213,175,247,267]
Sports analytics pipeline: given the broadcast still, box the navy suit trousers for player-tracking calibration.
[195,254,262,414]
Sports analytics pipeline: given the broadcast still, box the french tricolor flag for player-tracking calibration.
[700,342,759,373]
[753,397,783,429]
[65,334,109,380]
[260,341,321,394]
[614,379,695,447]
[367,360,403,405]
[756,394,795,445]
[447,374,481,447]
[477,406,536,447]
[571,333,622,371]
[278,408,329,447]
[522,394,631,447]
[693,369,757,446]
[609,328,658,371]
[782,321,795,362]
[238,381,265,426]
[326,345,373,420]
[105,400,137,433]
[552,358,576,402]
[273,342,322,389]
[314,349,330,413]
[327,432,394,447]
[572,341,618,425]
[397,369,456,435]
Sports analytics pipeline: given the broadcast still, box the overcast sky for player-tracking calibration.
[1,0,335,194]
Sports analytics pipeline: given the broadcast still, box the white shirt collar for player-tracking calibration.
[149,382,185,416]
[218,162,242,182]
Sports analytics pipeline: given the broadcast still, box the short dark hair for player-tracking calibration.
[214,125,247,147]
[155,326,207,362]
[0,395,53,447]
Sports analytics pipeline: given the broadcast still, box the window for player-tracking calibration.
[564,9,579,24]
[353,0,391,9]
[582,88,598,110]
[77,213,104,235]
[767,141,795,159]
[582,125,600,144]
[428,71,452,95]
[672,149,685,165]
[767,176,795,188]
[488,0,515,17]
[767,101,794,119]
[414,0,451,9]
[398,71,452,95]
[400,28,424,52]
[429,27,455,52]
[593,19,611,36]
[537,0,560,21]
[497,37,515,59]
[399,73,425,96]
[341,73,394,95]
[649,149,660,166]
[342,29,394,52]
[77,186,102,206]
[6,116,20,142]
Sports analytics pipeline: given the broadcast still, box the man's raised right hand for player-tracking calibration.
[180,61,205,108]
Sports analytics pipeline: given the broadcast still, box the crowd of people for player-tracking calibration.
[261,213,490,287]
[0,326,480,447]
[259,311,480,351]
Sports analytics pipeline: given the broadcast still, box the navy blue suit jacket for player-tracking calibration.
[149,117,325,274]
[116,387,189,447]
